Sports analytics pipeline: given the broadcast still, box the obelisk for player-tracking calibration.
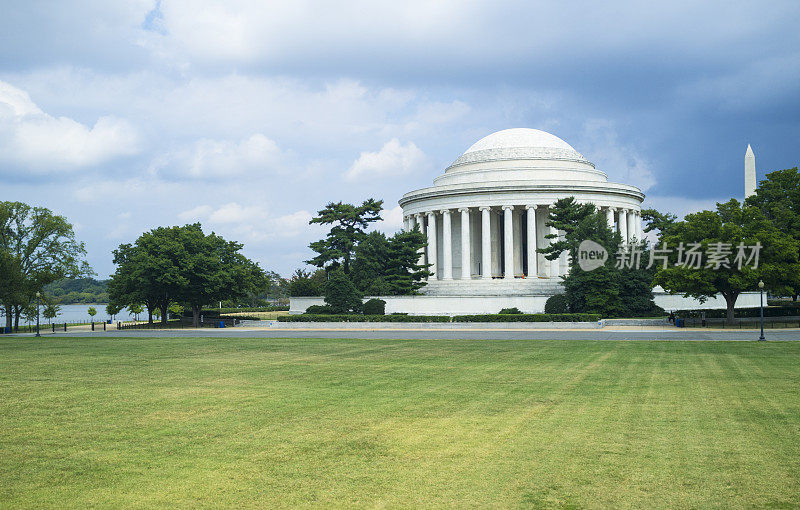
[744,144,756,198]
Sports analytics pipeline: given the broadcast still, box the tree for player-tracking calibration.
[745,166,800,299]
[287,268,327,297]
[350,228,430,295]
[87,306,97,321]
[350,231,392,294]
[128,303,143,322]
[307,199,383,273]
[43,302,60,324]
[324,269,363,313]
[383,227,430,295]
[105,302,122,322]
[654,199,800,324]
[0,201,91,331]
[539,197,659,317]
[108,226,189,325]
[641,208,677,236]
[109,224,267,328]
[168,303,184,319]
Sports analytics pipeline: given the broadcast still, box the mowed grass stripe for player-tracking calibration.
[0,337,798,508]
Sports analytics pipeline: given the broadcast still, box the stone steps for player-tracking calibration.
[421,278,563,296]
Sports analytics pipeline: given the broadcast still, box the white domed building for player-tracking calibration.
[401,128,643,289]
[290,128,759,315]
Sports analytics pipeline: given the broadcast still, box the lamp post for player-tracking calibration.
[35,291,41,338]
[758,280,766,341]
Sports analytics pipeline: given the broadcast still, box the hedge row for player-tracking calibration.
[675,306,800,319]
[279,313,600,323]
[452,313,601,322]
[202,306,289,315]
[278,314,450,322]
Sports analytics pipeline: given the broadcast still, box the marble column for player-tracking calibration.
[441,209,453,280]
[426,212,437,280]
[636,211,643,240]
[628,211,636,241]
[549,214,559,278]
[619,208,628,243]
[502,206,514,279]
[414,214,425,268]
[526,205,537,277]
[606,207,616,230]
[459,208,471,280]
[480,207,491,279]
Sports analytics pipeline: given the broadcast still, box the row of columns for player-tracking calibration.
[405,205,643,281]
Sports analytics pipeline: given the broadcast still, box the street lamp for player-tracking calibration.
[35,291,41,338]
[758,280,766,341]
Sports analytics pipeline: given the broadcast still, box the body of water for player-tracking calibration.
[27,304,138,324]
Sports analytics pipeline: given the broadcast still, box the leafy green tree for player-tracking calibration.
[641,208,677,236]
[128,303,143,322]
[175,225,266,326]
[307,199,383,273]
[0,201,91,331]
[287,268,327,296]
[105,302,122,322]
[324,269,362,313]
[654,199,800,324]
[745,166,800,299]
[350,231,392,294]
[43,302,60,323]
[87,306,97,321]
[540,197,659,317]
[109,224,266,327]
[383,227,430,295]
[109,236,175,325]
[350,228,430,295]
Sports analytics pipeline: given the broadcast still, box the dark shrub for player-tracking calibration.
[278,314,450,322]
[498,307,522,314]
[306,304,336,314]
[362,298,386,315]
[452,313,600,322]
[544,294,569,314]
[324,269,363,313]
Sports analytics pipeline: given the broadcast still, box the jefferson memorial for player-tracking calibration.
[401,128,643,287]
[291,128,758,314]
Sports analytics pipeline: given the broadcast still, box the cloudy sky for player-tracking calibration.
[2,1,799,277]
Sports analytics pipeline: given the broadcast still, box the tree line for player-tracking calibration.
[3,165,798,329]
[0,202,279,331]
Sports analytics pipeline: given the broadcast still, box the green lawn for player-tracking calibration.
[1,337,799,508]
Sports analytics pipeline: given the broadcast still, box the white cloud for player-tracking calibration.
[177,205,213,221]
[373,205,404,233]
[177,202,315,240]
[345,138,427,181]
[149,133,283,179]
[0,80,140,171]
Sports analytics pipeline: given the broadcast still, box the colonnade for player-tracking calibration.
[404,205,643,281]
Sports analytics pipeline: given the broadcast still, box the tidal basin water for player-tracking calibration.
[29,304,137,324]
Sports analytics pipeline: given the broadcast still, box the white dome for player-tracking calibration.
[464,128,577,154]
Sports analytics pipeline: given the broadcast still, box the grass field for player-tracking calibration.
[1,337,799,508]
